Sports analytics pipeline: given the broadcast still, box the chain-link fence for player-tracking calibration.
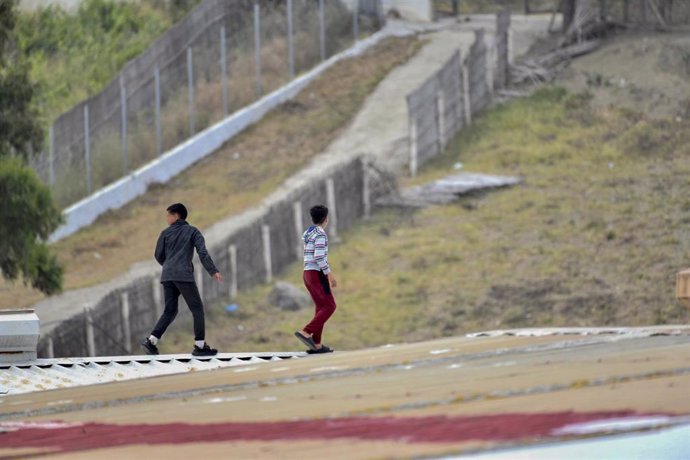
[31,0,383,209]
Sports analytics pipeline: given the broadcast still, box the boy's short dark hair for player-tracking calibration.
[167,203,188,220]
[310,205,328,225]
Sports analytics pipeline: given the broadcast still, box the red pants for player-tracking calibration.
[302,270,337,344]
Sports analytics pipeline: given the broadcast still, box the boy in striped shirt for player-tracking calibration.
[294,205,337,354]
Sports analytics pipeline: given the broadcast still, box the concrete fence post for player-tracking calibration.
[326,178,338,239]
[195,264,204,301]
[293,201,303,260]
[508,28,514,64]
[152,277,163,319]
[409,117,418,177]
[46,336,54,359]
[84,105,92,194]
[154,66,162,156]
[486,38,495,97]
[262,224,273,283]
[287,0,295,79]
[119,75,128,175]
[84,305,96,357]
[228,244,238,298]
[319,0,326,61]
[120,291,132,353]
[221,26,229,117]
[436,91,446,152]
[45,336,55,359]
[455,51,464,129]
[462,63,472,125]
[48,125,55,189]
[187,47,195,135]
[254,2,263,97]
[362,161,371,219]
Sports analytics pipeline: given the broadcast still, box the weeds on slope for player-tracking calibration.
[162,87,690,353]
[0,36,424,310]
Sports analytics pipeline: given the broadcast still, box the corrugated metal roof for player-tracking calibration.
[0,352,305,395]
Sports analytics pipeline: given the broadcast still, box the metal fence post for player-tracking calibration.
[221,26,229,117]
[119,75,128,175]
[262,224,272,283]
[319,0,326,61]
[154,66,162,156]
[353,0,359,42]
[287,0,295,79]
[120,291,132,353]
[187,47,195,135]
[48,125,55,189]
[84,105,92,194]
[254,2,263,97]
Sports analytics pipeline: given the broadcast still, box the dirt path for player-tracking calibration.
[28,15,554,334]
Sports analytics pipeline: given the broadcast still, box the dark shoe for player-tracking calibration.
[307,345,333,354]
[294,331,317,351]
[141,338,159,355]
[192,343,218,357]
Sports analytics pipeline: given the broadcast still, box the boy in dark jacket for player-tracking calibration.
[142,203,223,356]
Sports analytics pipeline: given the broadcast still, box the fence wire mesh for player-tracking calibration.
[36,0,383,209]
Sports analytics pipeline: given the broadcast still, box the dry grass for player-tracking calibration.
[0,36,424,310]
[159,87,690,354]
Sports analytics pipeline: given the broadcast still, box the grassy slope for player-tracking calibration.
[0,37,424,309]
[18,0,199,123]
[162,87,690,353]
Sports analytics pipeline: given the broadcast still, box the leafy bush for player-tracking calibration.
[15,0,199,123]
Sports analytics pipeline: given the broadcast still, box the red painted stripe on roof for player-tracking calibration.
[0,411,676,457]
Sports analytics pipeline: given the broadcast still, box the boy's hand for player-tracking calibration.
[329,275,337,288]
[213,272,223,283]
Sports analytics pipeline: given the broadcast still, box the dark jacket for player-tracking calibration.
[154,220,219,283]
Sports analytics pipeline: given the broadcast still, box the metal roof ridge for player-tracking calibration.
[0,351,307,369]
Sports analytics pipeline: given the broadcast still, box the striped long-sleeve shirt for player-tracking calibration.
[303,225,330,274]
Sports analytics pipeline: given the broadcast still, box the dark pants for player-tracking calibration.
[302,270,337,344]
[151,281,205,341]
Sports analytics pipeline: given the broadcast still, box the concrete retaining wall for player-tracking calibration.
[38,157,380,358]
[406,10,511,176]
